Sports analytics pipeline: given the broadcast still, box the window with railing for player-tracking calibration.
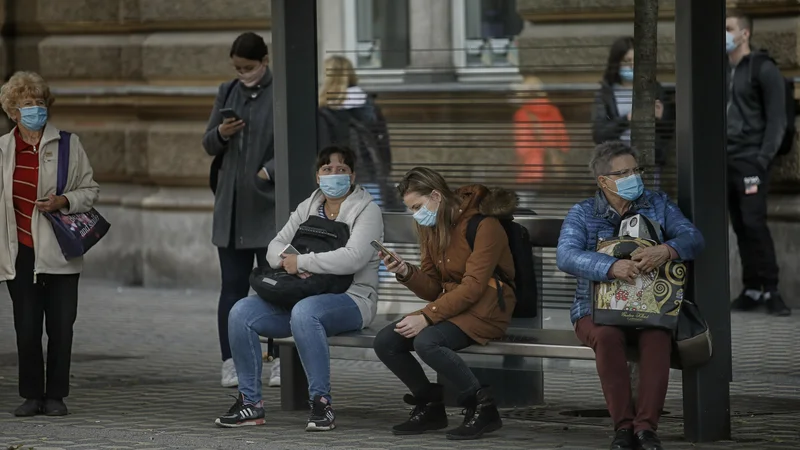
[457,0,523,69]
[352,0,410,69]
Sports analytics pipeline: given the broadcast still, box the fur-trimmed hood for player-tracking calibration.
[455,185,518,218]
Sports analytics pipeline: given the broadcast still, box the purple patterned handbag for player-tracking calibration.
[42,131,110,260]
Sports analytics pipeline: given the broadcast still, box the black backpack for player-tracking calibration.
[751,55,797,156]
[467,213,538,318]
[249,216,354,309]
[209,80,239,194]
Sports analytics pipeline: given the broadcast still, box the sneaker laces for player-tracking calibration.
[226,394,243,414]
[460,406,478,427]
[402,394,426,420]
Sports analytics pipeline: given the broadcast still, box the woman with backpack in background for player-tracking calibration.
[317,55,402,210]
[591,36,674,189]
[202,32,281,389]
[373,167,517,441]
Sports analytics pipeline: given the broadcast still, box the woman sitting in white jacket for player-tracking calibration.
[215,145,384,432]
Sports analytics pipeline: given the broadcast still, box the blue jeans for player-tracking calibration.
[228,293,363,404]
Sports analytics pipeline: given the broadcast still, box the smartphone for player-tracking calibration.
[371,240,398,263]
[281,244,300,259]
[219,108,242,121]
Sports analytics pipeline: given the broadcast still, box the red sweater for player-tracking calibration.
[12,130,40,248]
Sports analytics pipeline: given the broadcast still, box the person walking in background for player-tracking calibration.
[591,36,674,189]
[513,75,570,187]
[202,32,281,388]
[0,71,100,416]
[725,10,791,316]
[317,55,401,210]
[373,167,517,441]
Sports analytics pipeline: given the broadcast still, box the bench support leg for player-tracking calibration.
[279,345,309,411]
[438,356,544,408]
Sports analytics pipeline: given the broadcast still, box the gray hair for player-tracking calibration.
[589,141,640,178]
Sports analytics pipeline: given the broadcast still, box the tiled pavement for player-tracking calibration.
[0,281,799,449]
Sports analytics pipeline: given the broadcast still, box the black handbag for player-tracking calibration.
[250,216,354,309]
[672,298,713,369]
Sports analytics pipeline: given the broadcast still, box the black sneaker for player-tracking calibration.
[392,386,448,435]
[42,398,68,416]
[766,292,792,316]
[13,398,42,417]
[610,428,636,449]
[446,387,502,440]
[731,290,762,311]
[636,430,664,450]
[306,395,335,431]
[214,394,265,428]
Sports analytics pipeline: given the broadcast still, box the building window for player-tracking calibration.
[460,0,523,68]
[353,0,410,69]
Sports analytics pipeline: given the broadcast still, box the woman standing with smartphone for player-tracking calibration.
[202,32,280,389]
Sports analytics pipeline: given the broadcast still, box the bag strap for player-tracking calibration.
[465,213,506,312]
[56,131,72,196]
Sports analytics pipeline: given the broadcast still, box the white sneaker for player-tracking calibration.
[221,358,239,388]
[269,359,281,387]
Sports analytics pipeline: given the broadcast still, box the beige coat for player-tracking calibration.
[0,124,100,281]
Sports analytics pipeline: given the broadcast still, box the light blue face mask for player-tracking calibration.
[18,106,48,131]
[413,199,438,227]
[614,174,644,201]
[726,31,738,54]
[319,174,351,198]
[619,66,634,82]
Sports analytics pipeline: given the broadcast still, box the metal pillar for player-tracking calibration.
[675,0,732,442]
[271,0,319,226]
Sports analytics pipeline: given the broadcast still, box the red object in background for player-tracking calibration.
[513,99,570,184]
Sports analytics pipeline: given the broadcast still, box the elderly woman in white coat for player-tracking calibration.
[0,71,100,417]
[214,145,383,432]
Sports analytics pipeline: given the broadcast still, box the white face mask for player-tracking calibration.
[238,64,267,87]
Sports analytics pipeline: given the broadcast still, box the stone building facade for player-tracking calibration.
[3,0,799,303]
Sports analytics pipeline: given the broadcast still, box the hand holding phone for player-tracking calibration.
[281,244,300,258]
[218,109,245,138]
[219,108,242,121]
[371,240,409,277]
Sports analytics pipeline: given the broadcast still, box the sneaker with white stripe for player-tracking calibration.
[215,394,266,428]
[306,395,336,431]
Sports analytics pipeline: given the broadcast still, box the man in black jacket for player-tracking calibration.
[726,10,791,316]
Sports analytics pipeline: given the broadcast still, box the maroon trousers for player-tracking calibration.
[575,317,672,433]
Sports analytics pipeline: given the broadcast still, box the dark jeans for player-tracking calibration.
[9,244,80,400]
[217,246,266,361]
[575,317,672,433]
[728,158,779,291]
[373,320,480,404]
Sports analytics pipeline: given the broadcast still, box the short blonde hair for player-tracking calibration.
[0,71,54,119]
[319,56,358,108]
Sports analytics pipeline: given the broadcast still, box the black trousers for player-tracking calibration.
[217,246,267,361]
[373,320,481,405]
[728,157,779,291]
[9,244,80,400]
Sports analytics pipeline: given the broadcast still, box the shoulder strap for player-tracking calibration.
[222,79,239,106]
[466,214,486,251]
[56,131,72,196]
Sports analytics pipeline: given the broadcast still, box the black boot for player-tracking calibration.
[392,384,448,435]
[765,292,791,316]
[610,428,636,449]
[14,398,42,417]
[446,387,502,440]
[636,430,664,450]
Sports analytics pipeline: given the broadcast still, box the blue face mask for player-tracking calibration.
[18,106,48,131]
[619,67,634,82]
[319,174,351,198]
[413,199,438,227]
[726,31,738,53]
[613,174,645,201]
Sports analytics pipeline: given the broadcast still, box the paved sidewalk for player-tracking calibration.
[0,281,799,449]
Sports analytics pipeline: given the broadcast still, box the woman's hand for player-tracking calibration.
[631,245,671,273]
[218,117,245,138]
[380,251,409,278]
[280,253,299,274]
[36,194,68,213]
[394,314,429,338]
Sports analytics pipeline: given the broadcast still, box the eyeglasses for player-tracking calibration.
[604,167,645,178]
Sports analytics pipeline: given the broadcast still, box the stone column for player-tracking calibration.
[406,0,455,82]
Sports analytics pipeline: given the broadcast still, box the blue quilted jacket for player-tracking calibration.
[556,189,705,324]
